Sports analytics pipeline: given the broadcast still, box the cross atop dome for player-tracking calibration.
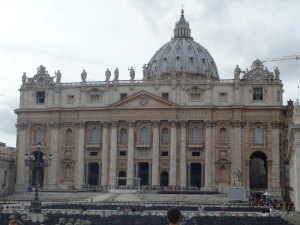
[173,9,192,39]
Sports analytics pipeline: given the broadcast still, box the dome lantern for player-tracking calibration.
[173,9,192,40]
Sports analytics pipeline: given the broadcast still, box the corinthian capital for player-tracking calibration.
[16,122,29,129]
[230,120,245,128]
[75,121,86,128]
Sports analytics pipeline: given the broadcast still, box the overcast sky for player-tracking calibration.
[0,0,300,147]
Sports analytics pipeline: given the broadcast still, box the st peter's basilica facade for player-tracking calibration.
[15,10,291,197]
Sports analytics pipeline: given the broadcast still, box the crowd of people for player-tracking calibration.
[250,196,294,212]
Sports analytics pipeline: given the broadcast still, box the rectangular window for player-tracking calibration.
[219,92,228,102]
[36,91,45,104]
[90,152,98,156]
[190,93,201,101]
[253,88,263,101]
[120,93,127,100]
[161,151,168,156]
[90,94,100,103]
[192,152,200,156]
[162,92,169,100]
[120,151,126,156]
[67,95,75,104]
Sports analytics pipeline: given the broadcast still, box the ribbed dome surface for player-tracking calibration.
[145,10,219,80]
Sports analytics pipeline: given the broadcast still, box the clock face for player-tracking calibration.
[39,77,45,83]
[254,73,261,80]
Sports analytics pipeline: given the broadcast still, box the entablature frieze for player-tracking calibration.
[204,120,217,127]
[48,122,63,128]
[229,120,246,128]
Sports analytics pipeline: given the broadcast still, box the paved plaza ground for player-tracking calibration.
[1,191,228,204]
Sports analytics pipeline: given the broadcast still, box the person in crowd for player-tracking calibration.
[167,207,181,225]
[8,219,23,225]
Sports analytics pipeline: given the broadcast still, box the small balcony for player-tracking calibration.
[188,142,204,150]
[136,142,151,150]
[86,142,101,149]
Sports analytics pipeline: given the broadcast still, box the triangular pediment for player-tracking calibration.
[109,91,178,108]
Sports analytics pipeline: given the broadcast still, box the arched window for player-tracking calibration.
[90,128,100,143]
[120,128,127,145]
[66,129,73,146]
[162,128,169,145]
[34,128,43,145]
[254,128,263,145]
[220,128,226,143]
[140,127,149,144]
[192,127,200,144]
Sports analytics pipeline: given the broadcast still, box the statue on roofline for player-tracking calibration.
[114,68,119,81]
[81,69,87,82]
[105,68,111,82]
[22,72,27,85]
[234,65,241,79]
[55,70,62,83]
[128,66,135,80]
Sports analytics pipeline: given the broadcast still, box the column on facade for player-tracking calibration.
[149,163,152,185]
[169,120,177,185]
[204,120,212,188]
[75,121,85,188]
[109,121,118,185]
[271,121,281,191]
[47,122,60,190]
[127,121,135,185]
[294,131,300,211]
[179,121,187,186]
[151,120,160,185]
[98,163,102,185]
[85,163,89,184]
[101,122,109,185]
[15,123,29,192]
[231,120,243,185]
[201,163,205,187]
[267,159,272,191]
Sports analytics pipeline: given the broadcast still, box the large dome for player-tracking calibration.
[145,10,219,80]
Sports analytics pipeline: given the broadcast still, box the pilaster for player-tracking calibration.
[15,123,29,192]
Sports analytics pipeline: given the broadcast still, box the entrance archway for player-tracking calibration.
[138,162,149,185]
[118,171,126,186]
[88,163,99,185]
[250,151,267,189]
[160,171,169,186]
[190,163,202,187]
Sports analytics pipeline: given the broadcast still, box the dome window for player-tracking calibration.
[190,57,194,61]
[163,57,167,61]
[202,59,206,63]
[176,56,180,60]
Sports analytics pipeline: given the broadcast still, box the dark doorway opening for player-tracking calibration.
[138,162,149,185]
[118,171,126,186]
[250,151,268,189]
[88,163,99,185]
[190,163,202,187]
[160,171,169,186]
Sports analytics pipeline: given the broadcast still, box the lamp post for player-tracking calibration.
[24,143,53,213]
